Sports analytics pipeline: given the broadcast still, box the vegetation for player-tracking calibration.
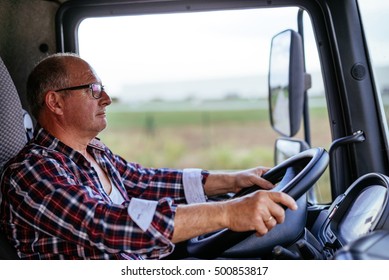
[99,99,330,169]
[98,99,332,203]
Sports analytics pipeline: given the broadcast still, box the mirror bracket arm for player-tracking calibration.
[328,130,366,199]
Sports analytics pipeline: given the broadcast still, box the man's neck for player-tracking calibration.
[41,124,93,156]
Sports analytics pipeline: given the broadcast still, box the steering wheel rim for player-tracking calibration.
[187,147,329,259]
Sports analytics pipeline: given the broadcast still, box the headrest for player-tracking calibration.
[0,57,28,171]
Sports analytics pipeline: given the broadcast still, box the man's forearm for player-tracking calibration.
[203,172,236,196]
[171,190,298,244]
[171,202,227,243]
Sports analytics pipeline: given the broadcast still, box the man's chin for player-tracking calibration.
[98,121,108,133]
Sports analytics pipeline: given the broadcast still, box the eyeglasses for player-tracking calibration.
[55,83,105,99]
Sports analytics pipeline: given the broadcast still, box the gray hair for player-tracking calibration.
[26,52,81,120]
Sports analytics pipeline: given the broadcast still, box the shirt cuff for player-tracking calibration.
[128,198,158,231]
[183,168,207,204]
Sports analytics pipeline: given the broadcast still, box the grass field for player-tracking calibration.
[100,102,278,169]
[98,99,332,202]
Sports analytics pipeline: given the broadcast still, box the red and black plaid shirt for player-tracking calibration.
[0,128,208,259]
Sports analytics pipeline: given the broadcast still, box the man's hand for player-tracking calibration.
[229,167,274,193]
[204,166,274,196]
[223,190,298,236]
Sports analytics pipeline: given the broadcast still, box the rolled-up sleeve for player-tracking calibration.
[183,168,208,203]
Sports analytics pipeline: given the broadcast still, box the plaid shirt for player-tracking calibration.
[0,128,208,259]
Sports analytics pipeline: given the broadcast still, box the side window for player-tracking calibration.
[358,0,389,137]
[77,7,331,203]
[78,8,297,170]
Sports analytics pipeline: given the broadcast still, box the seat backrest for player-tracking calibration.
[0,56,29,260]
[0,56,28,172]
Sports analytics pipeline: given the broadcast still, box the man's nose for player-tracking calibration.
[100,90,112,106]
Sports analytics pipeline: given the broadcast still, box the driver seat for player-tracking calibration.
[0,55,32,259]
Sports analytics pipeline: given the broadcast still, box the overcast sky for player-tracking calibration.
[78,3,388,101]
[78,8,301,98]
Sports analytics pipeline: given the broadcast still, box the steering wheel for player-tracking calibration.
[187,147,329,259]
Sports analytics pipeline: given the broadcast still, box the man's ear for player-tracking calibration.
[44,90,65,115]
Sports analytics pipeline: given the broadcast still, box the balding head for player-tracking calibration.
[27,53,93,120]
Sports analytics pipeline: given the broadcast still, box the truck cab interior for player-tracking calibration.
[1,0,389,260]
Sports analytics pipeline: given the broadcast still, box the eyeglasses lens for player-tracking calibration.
[91,84,103,99]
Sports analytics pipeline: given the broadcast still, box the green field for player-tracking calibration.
[99,100,330,169]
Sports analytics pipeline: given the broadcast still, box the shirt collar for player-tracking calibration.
[34,127,106,158]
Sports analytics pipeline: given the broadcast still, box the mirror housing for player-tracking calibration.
[268,29,311,137]
[274,137,309,165]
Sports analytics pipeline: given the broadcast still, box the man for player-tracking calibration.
[0,53,297,259]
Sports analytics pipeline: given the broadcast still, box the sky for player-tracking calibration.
[77,3,389,102]
[78,8,299,82]
[78,7,302,101]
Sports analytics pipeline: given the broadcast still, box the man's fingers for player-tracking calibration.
[269,191,298,211]
[250,167,274,189]
[254,176,274,190]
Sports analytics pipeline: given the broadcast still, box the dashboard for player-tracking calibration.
[338,185,386,244]
[316,173,389,257]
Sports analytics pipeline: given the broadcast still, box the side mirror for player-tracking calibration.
[268,29,311,137]
[274,137,322,204]
[274,137,309,165]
